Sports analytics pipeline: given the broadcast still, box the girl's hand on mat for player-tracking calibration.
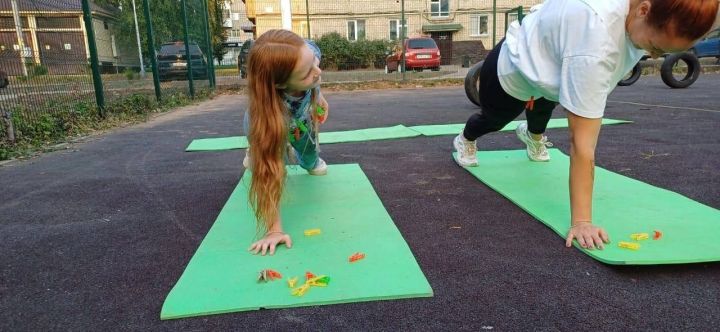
[317,94,329,124]
[565,222,610,250]
[249,232,293,256]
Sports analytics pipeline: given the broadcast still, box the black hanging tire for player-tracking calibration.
[617,62,641,86]
[464,60,484,107]
[660,52,701,89]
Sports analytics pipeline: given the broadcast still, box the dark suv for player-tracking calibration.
[157,41,208,82]
[237,39,253,79]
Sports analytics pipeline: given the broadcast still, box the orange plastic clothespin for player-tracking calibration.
[525,96,535,111]
[653,230,663,240]
[349,252,366,263]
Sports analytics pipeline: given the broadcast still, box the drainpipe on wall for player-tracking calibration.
[280,0,292,31]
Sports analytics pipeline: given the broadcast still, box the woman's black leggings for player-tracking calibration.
[463,39,558,141]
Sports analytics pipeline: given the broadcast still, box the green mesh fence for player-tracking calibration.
[1,0,542,148]
[0,0,96,130]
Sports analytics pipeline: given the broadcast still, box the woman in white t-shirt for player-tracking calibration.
[453,0,718,250]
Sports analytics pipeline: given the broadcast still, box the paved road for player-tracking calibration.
[1,74,719,330]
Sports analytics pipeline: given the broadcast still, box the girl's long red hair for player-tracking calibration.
[246,29,305,232]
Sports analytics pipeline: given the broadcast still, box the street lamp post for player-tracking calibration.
[131,0,146,77]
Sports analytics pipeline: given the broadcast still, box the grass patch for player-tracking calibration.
[0,89,212,161]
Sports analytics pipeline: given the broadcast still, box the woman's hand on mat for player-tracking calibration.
[249,231,293,256]
[565,222,610,250]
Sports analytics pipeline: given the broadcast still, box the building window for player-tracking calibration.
[508,12,519,25]
[347,20,365,41]
[430,0,449,17]
[470,15,489,36]
[103,21,109,29]
[389,19,407,41]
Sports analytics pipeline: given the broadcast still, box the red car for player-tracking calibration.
[385,37,441,73]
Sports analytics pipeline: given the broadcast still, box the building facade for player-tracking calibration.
[0,0,137,76]
[242,0,542,65]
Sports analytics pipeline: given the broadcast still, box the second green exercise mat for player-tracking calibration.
[455,149,720,265]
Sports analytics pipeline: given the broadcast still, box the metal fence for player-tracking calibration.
[229,0,534,83]
[1,0,539,146]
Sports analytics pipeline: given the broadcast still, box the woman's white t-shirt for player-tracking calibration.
[497,0,645,118]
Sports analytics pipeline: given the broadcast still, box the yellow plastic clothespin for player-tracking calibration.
[630,233,649,241]
[291,284,311,296]
[618,241,640,250]
[287,277,298,288]
[304,228,322,236]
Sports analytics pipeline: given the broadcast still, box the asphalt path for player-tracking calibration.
[1,74,718,330]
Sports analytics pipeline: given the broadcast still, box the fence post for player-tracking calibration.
[142,0,161,102]
[401,0,406,81]
[81,0,106,116]
[10,0,28,77]
[181,0,195,99]
[1,111,15,144]
[202,0,216,88]
[305,0,311,39]
[492,0,497,47]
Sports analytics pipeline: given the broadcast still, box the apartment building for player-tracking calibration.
[242,0,542,65]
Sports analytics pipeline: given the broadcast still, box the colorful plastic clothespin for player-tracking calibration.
[316,106,326,116]
[305,271,316,281]
[287,277,298,288]
[304,228,322,236]
[296,119,308,133]
[525,96,535,111]
[349,252,366,263]
[291,284,311,297]
[630,233,649,241]
[308,275,330,287]
[653,230,663,240]
[293,127,301,141]
[618,241,640,250]
[258,269,281,282]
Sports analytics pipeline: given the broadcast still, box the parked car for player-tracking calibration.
[156,41,208,82]
[689,28,720,59]
[385,37,441,73]
[237,39,254,79]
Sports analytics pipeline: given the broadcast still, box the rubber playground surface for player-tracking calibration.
[1,75,719,330]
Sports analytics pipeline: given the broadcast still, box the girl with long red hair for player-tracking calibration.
[243,29,329,255]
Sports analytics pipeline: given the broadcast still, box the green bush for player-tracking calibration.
[0,91,208,160]
[124,67,137,80]
[27,64,49,77]
[314,33,393,71]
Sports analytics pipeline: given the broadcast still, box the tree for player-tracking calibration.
[208,0,228,64]
[101,0,227,62]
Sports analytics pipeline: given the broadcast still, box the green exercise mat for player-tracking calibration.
[455,149,720,265]
[161,164,432,319]
[410,118,631,136]
[186,136,249,151]
[185,125,420,151]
